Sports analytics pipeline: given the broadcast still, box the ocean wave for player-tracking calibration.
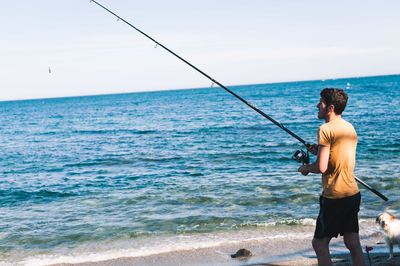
[72,129,157,135]
[63,159,136,168]
[63,156,182,168]
[0,189,75,205]
[236,218,316,228]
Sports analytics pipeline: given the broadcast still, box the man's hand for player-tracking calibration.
[298,165,309,176]
[306,144,318,155]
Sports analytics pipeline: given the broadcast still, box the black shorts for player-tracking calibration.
[314,192,361,239]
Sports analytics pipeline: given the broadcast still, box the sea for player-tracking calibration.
[0,74,399,265]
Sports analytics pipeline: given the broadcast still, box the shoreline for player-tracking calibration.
[53,248,400,266]
[49,221,400,266]
[53,245,400,266]
[8,220,397,266]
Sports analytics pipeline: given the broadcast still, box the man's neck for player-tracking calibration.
[325,113,341,123]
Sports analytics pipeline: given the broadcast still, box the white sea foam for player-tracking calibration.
[18,240,224,265]
[246,218,316,228]
[0,232,8,240]
[82,199,98,206]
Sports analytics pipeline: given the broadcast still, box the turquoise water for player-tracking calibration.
[0,74,399,264]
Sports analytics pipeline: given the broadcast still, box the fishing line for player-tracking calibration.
[89,0,388,201]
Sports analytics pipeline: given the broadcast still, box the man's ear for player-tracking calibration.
[328,105,335,113]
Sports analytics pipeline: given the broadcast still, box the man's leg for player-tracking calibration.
[343,232,365,266]
[312,236,332,266]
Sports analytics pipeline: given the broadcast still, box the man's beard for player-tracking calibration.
[318,107,328,119]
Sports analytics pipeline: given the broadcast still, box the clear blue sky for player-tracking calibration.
[1,0,399,101]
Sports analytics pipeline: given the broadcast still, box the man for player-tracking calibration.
[298,88,365,266]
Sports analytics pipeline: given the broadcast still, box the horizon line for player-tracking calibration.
[1,72,399,103]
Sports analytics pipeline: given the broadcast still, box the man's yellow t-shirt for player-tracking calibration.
[318,118,359,199]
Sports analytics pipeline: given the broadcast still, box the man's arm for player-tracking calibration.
[298,145,329,175]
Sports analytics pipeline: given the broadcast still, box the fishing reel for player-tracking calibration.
[292,149,310,165]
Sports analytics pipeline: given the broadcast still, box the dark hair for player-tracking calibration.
[320,88,348,115]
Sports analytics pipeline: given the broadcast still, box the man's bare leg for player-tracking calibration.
[312,237,332,266]
[343,232,365,266]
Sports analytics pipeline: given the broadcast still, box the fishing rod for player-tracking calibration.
[89,0,388,202]
[88,0,306,146]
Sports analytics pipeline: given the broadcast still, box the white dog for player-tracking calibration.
[376,212,400,259]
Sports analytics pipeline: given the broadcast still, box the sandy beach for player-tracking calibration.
[54,248,400,266]
[53,221,400,266]
[54,246,400,266]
